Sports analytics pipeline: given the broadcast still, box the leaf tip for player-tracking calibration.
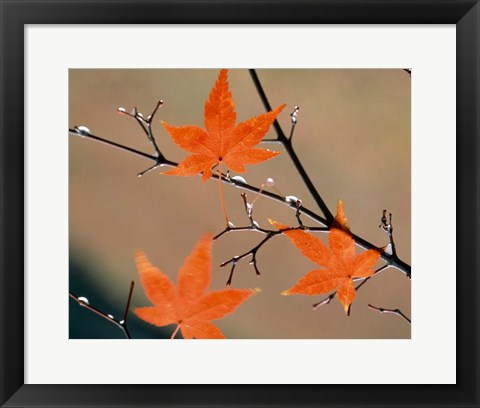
[199,232,214,246]
[268,218,288,231]
[333,199,349,231]
[134,249,147,261]
[273,103,287,114]
[281,289,291,296]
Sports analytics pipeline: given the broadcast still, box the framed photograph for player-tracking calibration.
[1,1,478,407]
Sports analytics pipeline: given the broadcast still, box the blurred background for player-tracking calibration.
[69,69,411,339]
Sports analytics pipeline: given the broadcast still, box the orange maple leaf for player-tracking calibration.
[161,69,286,181]
[271,200,380,315]
[134,233,255,339]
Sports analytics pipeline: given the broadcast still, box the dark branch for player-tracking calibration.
[249,69,334,225]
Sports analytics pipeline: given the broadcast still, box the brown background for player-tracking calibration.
[69,69,411,339]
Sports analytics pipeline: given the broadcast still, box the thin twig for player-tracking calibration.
[122,281,135,323]
[368,304,411,324]
[214,193,329,283]
[118,101,164,159]
[353,264,391,292]
[313,293,335,309]
[220,232,277,286]
[69,281,135,339]
[288,106,300,142]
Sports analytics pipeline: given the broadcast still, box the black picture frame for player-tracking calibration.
[1,1,478,407]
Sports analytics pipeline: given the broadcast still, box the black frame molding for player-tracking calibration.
[1,1,479,407]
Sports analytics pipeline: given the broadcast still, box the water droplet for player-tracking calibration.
[266,178,275,187]
[290,106,300,124]
[118,107,126,113]
[231,176,247,184]
[78,296,89,305]
[285,195,300,204]
[384,243,393,255]
[119,320,125,325]
[76,126,90,135]
[108,314,114,319]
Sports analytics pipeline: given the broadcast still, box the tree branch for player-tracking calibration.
[249,69,334,225]
[69,281,135,339]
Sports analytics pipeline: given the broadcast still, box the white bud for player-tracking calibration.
[231,176,247,184]
[384,243,393,256]
[76,126,90,135]
[266,178,275,187]
[78,296,89,305]
[285,195,300,204]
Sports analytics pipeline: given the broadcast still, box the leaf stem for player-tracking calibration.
[171,324,181,339]
[218,164,229,226]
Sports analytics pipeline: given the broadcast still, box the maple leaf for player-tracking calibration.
[271,200,380,315]
[161,69,286,181]
[134,233,255,339]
